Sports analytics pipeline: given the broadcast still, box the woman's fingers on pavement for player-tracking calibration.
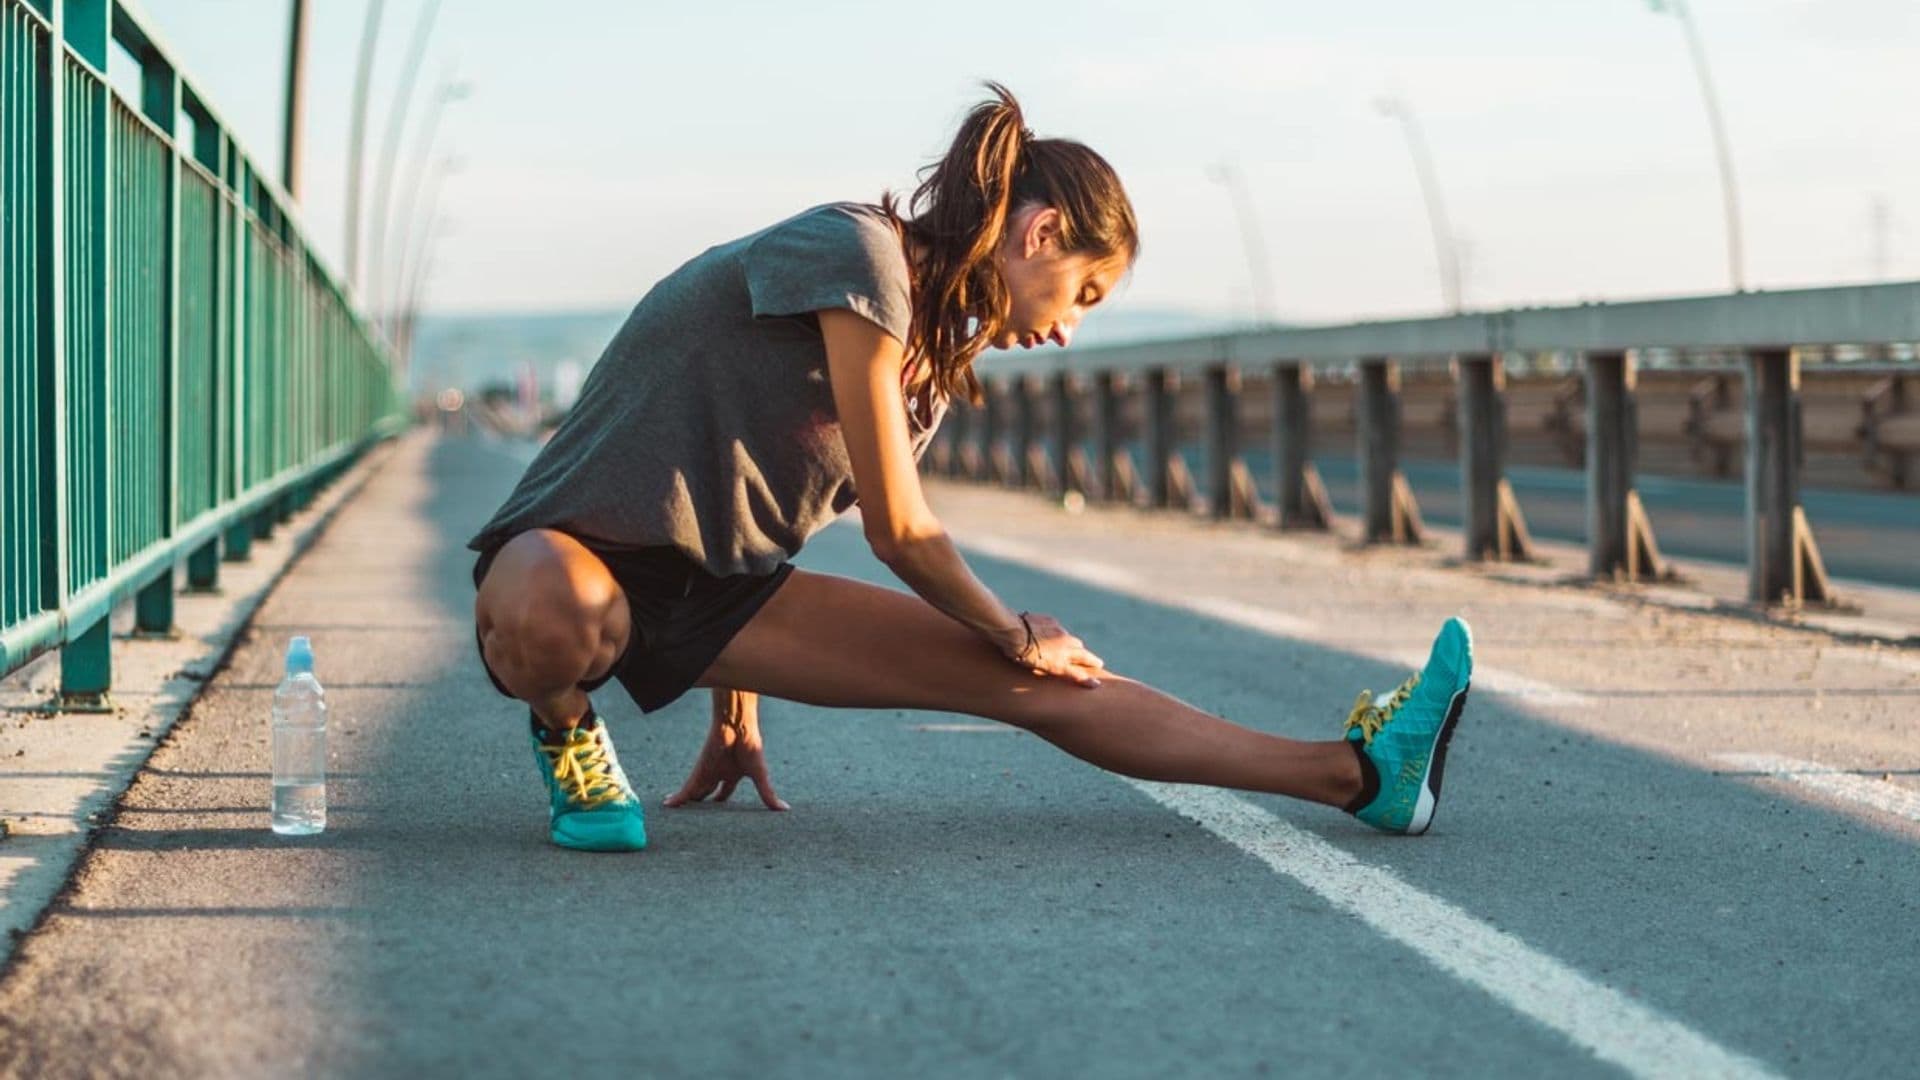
[751,770,791,811]
[664,776,714,806]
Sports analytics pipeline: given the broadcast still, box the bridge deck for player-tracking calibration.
[1,430,1916,1076]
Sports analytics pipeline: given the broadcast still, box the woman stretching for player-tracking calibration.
[468,82,1473,853]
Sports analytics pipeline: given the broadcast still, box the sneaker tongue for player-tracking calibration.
[533,720,599,746]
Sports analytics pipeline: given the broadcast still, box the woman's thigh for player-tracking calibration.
[695,566,1117,728]
[474,528,632,688]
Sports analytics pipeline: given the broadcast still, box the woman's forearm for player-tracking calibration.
[878,531,1026,653]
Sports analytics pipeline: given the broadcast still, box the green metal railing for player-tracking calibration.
[2,0,408,707]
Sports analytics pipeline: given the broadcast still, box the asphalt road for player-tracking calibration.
[1,431,1915,1077]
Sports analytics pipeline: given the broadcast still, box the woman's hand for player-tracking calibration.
[664,689,790,811]
[1000,611,1105,689]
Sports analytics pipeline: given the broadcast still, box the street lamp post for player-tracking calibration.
[1648,0,1746,292]
[366,0,444,332]
[281,0,309,198]
[390,153,461,347]
[344,0,386,291]
[380,75,468,335]
[1374,94,1462,315]
[1204,161,1277,324]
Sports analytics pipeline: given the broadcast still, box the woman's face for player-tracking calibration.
[992,204,1128,351]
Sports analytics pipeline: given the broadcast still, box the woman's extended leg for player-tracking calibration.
[696,567,1362,808]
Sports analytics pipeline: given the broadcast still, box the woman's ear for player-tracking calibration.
[1018,205,1062,259]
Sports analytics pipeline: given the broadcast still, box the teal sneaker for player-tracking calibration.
[1343,616,1473,835]
[530,714,648,852]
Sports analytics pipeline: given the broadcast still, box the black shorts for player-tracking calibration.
[471,531,795,714]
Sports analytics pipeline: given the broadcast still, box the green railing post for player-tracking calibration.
[184,536,219,592]
[59,612,113,711]
[222,518,252,561]
[133,565,176,637]
[52,0,114,713]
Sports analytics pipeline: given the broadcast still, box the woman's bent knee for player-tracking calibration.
[473,530,631,696]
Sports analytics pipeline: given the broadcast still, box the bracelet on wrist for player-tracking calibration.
[1013,611,1039,665]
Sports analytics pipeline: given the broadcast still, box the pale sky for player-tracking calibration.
[134,0,1920,327]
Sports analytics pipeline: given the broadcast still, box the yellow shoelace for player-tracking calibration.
[540,728,625,810]
[1344,673,1421,746]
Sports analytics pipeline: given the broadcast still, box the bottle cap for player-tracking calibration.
[286,636,314,676]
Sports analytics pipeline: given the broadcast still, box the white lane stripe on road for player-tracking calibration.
[1381,649,1598,707]
[952,531,1595,708]
[1128,781,1778,1080]
[1715,753,1920,823]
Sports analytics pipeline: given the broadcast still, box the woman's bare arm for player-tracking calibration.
[818,310,1028,647]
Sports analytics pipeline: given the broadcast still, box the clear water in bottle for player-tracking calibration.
[271,636,328,835]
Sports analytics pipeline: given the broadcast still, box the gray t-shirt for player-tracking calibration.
[467,201,947,577]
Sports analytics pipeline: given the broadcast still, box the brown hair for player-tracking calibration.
[878,81,1138,407]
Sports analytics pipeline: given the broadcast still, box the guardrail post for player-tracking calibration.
[1585,350,1666,581]
[252,505,276,540]
[1271,362,1331,530]
[1204,364,1258,520]
[956,399,981,480]
[1144,367,1174,509]
[1048,371,1082,498]
[1745,348,1834,606]
[1358,357,1424,544]
[980,378,1007,484]
[1091,371,1132,503]
[937,398,967,478]
[1010,375,1038,490]
[1458,353,1533,560]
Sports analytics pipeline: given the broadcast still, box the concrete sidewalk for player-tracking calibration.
[0,436,401,956]
[1,429,1915,1077]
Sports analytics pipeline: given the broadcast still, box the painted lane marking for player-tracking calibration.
[955,533,1152,593]
[1183,595,1321,639]
[1128,781,1778,1080]
[952,531,1595,708]
[1382,649,1598,707]
[1714,753,1920,823]
[908,723,1022,734]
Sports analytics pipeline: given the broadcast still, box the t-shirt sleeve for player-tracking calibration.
[741,204,913,345]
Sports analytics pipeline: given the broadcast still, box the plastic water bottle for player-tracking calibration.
[271,636,328,835]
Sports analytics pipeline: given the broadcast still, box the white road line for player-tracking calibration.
[1183,596,1321,639]
[1129,781,1778,1080]
[952,531,1595,708]
[955,533,1151,593]
[908,723,1022,734]
[1381,649,1598,707]
[1714,753,1920,823]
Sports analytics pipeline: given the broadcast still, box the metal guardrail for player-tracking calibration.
[980,283,1920,375]
[2,0,408,707]
[935,282,1920,610]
